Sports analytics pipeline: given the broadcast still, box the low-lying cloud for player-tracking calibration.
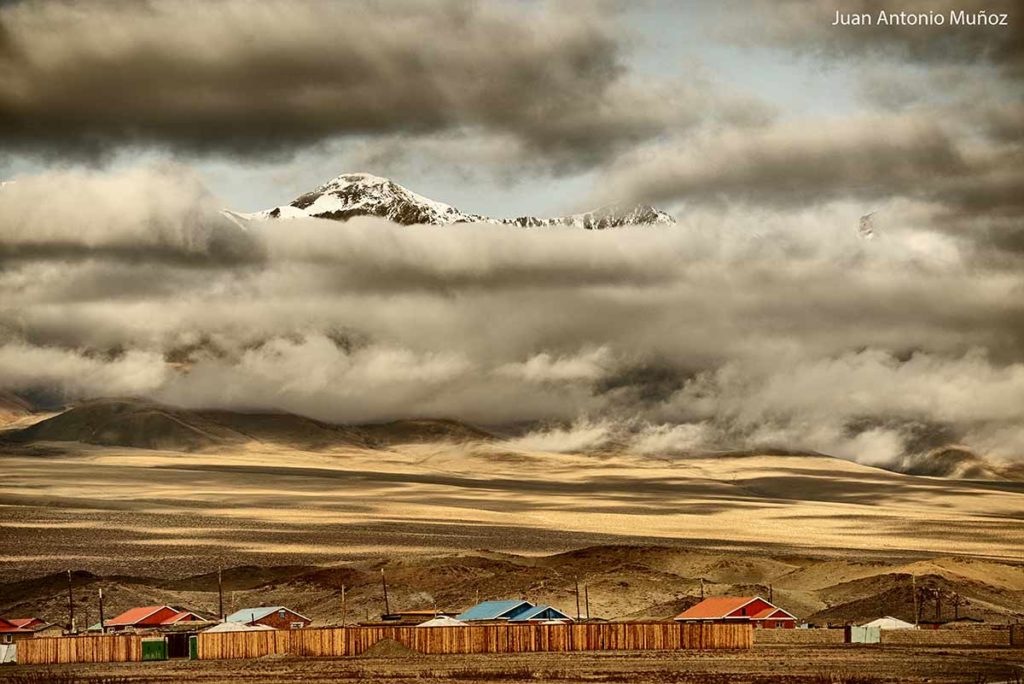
[2,166,1024,467]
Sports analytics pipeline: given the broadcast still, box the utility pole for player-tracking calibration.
[341,584,347,627]
[381,568,391,617]
[912,575,918,627]
[700,577,705,600]
[66,570,75,633]
[217,566,224,622]
[574,577,581,621]
[584,584,590,622]
[769,584,774,604]
[98,588,105,634]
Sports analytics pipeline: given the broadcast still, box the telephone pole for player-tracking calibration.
[584,584,590,621]
[341,584,347,626]
[217,566,224,622]
[381,569,391,617]
[574,577,581,621]
[912,575,919,626]
[98,587,105,633]
[66,570,75,633]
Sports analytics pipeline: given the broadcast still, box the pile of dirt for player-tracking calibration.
[359,638,421,658]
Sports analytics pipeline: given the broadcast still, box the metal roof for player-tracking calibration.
[509,605,572,622]
[225,606,311,623]
[675,597,758,620]
[675,596,796,622]
[161,610,205,624]
[106,606,173,626]
[455,600,533,622]
[416,616,466,628]
[203,622,276,633]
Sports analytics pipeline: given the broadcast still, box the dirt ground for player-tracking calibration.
[1,646,1023,684]
[3,438,1023,582]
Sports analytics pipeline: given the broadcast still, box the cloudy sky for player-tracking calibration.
[1,0,1022,467]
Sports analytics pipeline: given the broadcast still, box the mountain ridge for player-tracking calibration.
[244,172,675,229]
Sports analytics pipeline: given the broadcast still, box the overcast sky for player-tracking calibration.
[6,0,1006,217]
[1,0,1022,467]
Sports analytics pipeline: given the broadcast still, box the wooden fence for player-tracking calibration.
[18,635,142,665]
[198,623,752,660]
[16,624,751,665]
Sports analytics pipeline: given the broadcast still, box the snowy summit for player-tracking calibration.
[248,172,675,229]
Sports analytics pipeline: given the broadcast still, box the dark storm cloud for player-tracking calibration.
[608,116,968,208]
[735,0,1023,75]
[0,0,689,167]
[607,113,1024,230]
[602,0,1024,255]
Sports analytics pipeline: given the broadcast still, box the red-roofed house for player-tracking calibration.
[674,596,797,629]
[3,617,61,638]
[0,617,34,643]
[104,606,206,632]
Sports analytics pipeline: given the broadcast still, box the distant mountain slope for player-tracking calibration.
[244,173,675,228]
[4,399,248,451]
[1,399,493,451]
[0,391,32,426]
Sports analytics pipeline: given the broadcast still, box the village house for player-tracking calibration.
[0,617,61,639]
[0,618,33,643]
[104,606,207,633]
[456,600,573,624]
[674,596,797,629]
[226,606,311,630]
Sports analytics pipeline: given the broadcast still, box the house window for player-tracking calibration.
[278,610,287,619]
[2,635,11,644]
[290,622,304,629]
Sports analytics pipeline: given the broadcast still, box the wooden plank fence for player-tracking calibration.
[198,623,752,660]
[19,635,142,665]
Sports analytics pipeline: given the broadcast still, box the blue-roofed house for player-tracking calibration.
[455,600,536,623]
[509,604,573,623]
[225,606,311,630]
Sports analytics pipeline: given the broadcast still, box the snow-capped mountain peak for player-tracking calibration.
[249,173,674,229]
[256,171,483,225]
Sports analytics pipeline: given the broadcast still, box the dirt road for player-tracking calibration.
[1,646,1022,683]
